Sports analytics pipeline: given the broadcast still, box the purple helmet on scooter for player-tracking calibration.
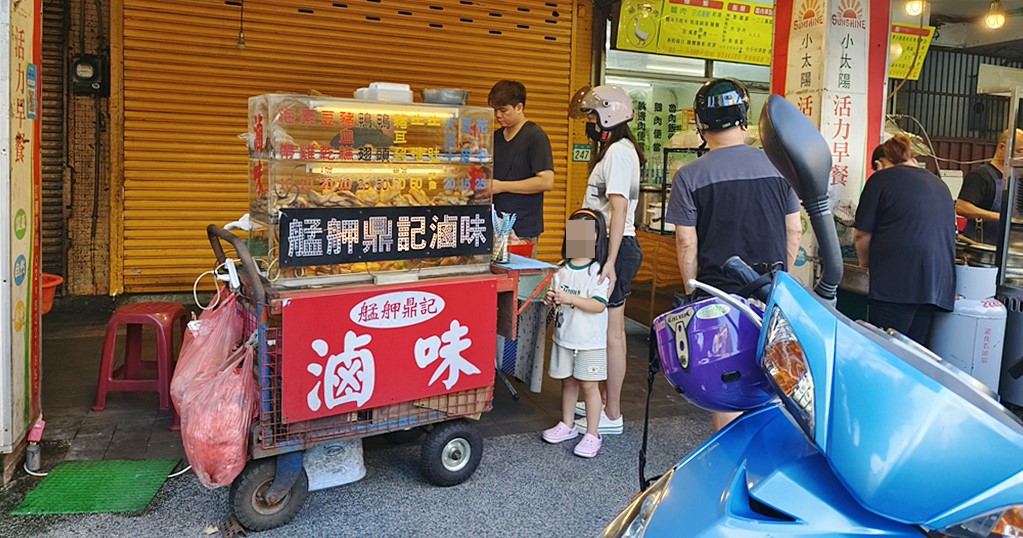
[652,297,775,412]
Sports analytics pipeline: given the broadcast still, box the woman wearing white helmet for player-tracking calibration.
[571,84,645,435]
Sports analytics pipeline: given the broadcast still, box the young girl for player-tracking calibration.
[541,209,610,458]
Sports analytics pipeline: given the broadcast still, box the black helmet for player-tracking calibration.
[694,78,750,133]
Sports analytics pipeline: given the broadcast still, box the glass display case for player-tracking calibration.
[636,147,706,235]
[246,94,494,288]
[603,74,768,184]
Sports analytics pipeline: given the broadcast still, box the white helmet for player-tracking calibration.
[571,85,634,129]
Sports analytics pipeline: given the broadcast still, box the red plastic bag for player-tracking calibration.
[180,343,257,489]
[170,289,243,410]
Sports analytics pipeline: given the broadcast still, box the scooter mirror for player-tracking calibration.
[758,95,832,202]
[758,95,843,300]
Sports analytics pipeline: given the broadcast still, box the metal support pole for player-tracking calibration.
[996,87,1020,286]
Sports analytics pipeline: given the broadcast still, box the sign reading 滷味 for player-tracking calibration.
[281,278,497,423]
[616,0,774,66]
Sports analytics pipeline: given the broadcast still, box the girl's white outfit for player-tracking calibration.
[548,261,610,381]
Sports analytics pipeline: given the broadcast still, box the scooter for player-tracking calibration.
[602,95,1023,538]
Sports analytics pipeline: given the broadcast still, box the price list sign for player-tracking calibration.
[889,24,934,81]
[279,205,492,267]
[656,0,774,66]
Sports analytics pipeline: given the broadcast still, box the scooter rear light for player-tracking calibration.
[761,307,815,438]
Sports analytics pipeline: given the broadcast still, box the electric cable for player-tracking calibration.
[887,113,994,166]
[23,462,47,477]
[167,464,193,479]
[192,261,228,311]
[887,8,927,106]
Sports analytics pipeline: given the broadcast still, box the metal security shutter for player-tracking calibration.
[114,0,579,293]
[41,0,67,277]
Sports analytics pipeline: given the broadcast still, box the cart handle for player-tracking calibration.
[206,224,267,304]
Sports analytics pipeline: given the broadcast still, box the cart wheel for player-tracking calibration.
[384,427,423,445]
[419,420,483,487]
[229,458,309,531]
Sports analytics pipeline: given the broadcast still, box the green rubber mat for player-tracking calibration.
[12,458,179,515]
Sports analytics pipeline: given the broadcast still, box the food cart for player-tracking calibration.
[205,94,552,531]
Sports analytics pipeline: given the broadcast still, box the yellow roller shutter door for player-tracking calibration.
[115,0,582,293]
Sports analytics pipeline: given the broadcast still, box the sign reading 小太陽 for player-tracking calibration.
[616,0,775,66]
[781,0,872,286]
[278,205,492,267]
[281,277,497,423]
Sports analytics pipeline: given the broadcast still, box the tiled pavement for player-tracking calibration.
[41,307,185,462]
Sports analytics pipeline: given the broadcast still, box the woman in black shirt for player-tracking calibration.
[854,135,956,344]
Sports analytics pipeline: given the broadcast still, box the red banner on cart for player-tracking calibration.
[281,277,497,423]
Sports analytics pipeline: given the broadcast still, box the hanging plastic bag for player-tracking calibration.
[170,288,244,410]
[180,342,257,489]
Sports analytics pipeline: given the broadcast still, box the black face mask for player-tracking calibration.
[585,122,603,143]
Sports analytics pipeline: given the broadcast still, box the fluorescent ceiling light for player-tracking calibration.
[646,64,704,75]
[605,76,652,88]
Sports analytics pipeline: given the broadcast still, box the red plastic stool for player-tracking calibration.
[92,302,188,414]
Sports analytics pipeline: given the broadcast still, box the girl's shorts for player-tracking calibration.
[549,344,607,382]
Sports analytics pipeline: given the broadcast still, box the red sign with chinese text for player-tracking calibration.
[281,277,497,423]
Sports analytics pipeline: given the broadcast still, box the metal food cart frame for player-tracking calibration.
[206,225,507,531]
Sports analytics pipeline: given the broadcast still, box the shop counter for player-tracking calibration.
[630,230,685,325]
[838,261,868,320]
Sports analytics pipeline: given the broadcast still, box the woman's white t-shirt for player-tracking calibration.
[583,139,641,237]
[552,261,610,351]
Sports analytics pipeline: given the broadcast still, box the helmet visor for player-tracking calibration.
[569,85,594,119]
[701,89,747,109]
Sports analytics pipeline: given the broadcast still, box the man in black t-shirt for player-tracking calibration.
[488,80,555,254]
[665,79,801,433]
[665,79,801,295]
[957,128,1023,244]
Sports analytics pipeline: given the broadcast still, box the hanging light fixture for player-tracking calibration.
[986,0,1006,29]
[237,0,246,49]
[905,0,925,17]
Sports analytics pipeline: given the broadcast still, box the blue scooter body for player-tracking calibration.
[611,273,1023,537]
[768,272,1023,529]
[605,93,1023,538]
[643,404,918,537]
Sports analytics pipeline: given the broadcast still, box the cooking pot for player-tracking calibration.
[964,242,997,267]
[636,184,663,231]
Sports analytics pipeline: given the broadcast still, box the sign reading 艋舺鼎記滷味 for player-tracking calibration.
[278,205,492,267]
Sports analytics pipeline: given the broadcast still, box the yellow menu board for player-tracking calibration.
[618,0,663,52]
[889,24,934,81]
[617,0,774,66]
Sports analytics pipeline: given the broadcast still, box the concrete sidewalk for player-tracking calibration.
[0,305,712,537]
[35,304,695,466]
